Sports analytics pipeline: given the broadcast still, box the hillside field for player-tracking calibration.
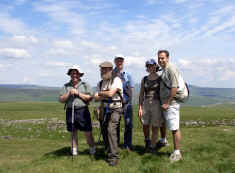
[0,102,235,173]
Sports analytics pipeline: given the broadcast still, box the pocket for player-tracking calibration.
[111,111,121,123]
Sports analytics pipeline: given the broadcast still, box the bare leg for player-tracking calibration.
[172,130,181,150]
[160,122,167,139]
[143,125,150,139]
[151,126,159,147]
[84,131,95,147]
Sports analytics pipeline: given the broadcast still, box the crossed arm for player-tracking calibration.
[93,88,119,101]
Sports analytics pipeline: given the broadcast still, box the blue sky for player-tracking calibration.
[0,0,235,88]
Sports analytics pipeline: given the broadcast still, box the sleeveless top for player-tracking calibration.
[143,76,161,101]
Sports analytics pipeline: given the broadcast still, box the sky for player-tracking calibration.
[0,0,235,88]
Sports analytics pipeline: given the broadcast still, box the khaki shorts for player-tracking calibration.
[141,99,163,127]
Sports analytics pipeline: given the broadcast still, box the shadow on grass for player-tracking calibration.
[43,146,107,161]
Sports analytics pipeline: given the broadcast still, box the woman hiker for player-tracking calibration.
[59,65,96,156]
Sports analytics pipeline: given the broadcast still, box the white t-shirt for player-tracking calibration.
[97,76,123,109]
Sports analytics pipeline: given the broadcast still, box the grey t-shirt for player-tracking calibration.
[60,80,93,109]
[160,63,180,104]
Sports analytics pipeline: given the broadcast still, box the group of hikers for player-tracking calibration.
[59,49,184,166]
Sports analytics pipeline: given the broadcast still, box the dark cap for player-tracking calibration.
[99,61,113,68]
[145,59,157,67]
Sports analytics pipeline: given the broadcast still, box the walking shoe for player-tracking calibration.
[169,153,182,163]
[71,148,78,156]
[89,147,96,155]
[124,146,132,152]
[109,159,119,166]
[156,139,169,149]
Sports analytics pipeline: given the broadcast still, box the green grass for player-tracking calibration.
[0,102,235,173]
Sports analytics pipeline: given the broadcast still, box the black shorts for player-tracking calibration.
[66,106,92,132]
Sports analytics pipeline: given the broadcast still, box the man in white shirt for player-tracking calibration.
[94,61,123,166]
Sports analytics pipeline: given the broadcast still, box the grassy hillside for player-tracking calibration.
[1,84,235,106]
[0,102,235,173]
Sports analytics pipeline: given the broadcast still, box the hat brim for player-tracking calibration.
[114,57,124,60]
[67,69,84,77]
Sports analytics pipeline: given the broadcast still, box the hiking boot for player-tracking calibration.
[144,139,151,151]
[156,139,169,149]
[169,153,182,163]
[71,148,78,156]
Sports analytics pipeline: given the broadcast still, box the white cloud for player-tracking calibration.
[203,16,235,38]
[34,2,85,35]
[45,61,73,67]
[11,35,38,44]
[0,48,31,59]
[175,0,188,4]
[0,13,30,35]
[23,76,33,83]
[220,70,235,80]
[145,0,161,5]
[53,40,73,48]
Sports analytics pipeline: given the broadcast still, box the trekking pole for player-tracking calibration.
[71,96,75,161]
[97,120,102,144]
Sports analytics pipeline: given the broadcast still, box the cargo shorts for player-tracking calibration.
[162,103,180,131]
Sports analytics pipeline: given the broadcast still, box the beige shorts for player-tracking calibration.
[141,99,163,127]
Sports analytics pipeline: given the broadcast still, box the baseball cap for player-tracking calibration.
[114,54,124,61]
[145,59,157,67]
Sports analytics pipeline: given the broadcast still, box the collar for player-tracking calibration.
[114,67,125,74]
[69,79,82,88]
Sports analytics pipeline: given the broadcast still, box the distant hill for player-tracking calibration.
[132,84,235,106]
[0,84,60,102]
[0,84,235,106]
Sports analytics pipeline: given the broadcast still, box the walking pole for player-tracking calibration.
[71,98,75,161]
[97,121,102,144]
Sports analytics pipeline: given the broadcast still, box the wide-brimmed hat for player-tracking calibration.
[114,54,124,61]
[99,61,113,68]
[67,65,84,77]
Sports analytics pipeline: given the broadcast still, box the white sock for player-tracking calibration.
[160,138,166,142]
[89,146,96,154]
[174,150,180,155]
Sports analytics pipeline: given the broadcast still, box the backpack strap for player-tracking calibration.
[160,77,171,90]
[100,77,124,107]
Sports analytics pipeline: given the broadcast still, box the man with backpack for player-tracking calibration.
[94,61,123,166]
[158,50,183,162]
[113,55,134,151]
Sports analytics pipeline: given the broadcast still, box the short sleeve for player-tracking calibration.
[168,67,179,88]
[59,86,67,96]
[84,83,93,95]
[127,73,134,88]
[111,77,122,91]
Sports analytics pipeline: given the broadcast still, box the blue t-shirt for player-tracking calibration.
[114,68,134,104]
